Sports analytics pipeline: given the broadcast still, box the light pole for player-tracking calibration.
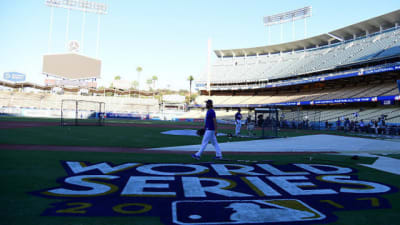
[45,0,108,55]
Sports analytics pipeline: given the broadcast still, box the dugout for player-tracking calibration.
[254,107,280,138]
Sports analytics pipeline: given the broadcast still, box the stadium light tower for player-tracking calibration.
[207,38,212,96]
[45,0,108,57]
[263,6,312,45]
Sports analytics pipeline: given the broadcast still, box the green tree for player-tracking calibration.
[136,66,143,97]
[179,89,188,96]
[146,78,153,91]
[108,83,115,96]
[132,80,139,89]
[151,75,158,98]
[187,75,194,103]
[129,80,139,97]
[112,76,121,96]
[151,75,158,90]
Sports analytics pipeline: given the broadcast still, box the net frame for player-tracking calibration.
[61,99,105,126]
[254,107,280,138]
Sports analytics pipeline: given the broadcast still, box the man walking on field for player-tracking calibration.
[192,99,223,160]
[235,108,242,136]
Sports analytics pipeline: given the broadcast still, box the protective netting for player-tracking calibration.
[61,99,105,126]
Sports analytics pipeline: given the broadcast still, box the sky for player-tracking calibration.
[0,0,399,91]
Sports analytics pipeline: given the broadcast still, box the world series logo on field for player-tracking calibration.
[32,161,396,225]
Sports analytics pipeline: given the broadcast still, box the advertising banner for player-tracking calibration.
[3,72,26,82]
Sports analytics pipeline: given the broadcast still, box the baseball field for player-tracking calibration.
[1,117,400,225]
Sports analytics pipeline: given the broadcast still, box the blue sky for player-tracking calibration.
[0,0,399,90]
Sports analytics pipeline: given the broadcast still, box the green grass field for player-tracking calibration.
[1,117,399,225]
[0,117,383,148]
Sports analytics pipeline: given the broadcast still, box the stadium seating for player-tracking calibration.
[195,81,398,106]
[183,105,400,127]
[280,107,400,125]
[0,90,159,114]
[201,28,400,84]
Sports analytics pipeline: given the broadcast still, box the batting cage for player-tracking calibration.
[254,107,280,138]
[61,99,105,126]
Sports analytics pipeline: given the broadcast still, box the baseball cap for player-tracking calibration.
[205,99,213,105]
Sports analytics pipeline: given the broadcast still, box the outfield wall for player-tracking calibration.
[0,107,196,122]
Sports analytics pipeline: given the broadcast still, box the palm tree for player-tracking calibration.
[136,66,143,97]
[146,79,153,92]
[113,76,121,96]
[132,80,139,89]
[109,83,115,96]
[151,75,158,95]
[187,75,194,103]
[131,80,139,97]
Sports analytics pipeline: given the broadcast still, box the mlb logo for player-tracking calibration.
[171,199,325,224]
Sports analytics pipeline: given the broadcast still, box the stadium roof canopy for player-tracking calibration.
[215,9,400,58]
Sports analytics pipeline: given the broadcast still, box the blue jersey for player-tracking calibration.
[235,112,242,121]
[205,109,216,130]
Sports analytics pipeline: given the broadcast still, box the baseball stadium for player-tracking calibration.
[1,1,400,225]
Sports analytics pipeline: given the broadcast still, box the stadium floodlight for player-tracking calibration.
[45,0,107,57]
[45,0,108,15]
[263,6,311,26]
[263,6,312,44]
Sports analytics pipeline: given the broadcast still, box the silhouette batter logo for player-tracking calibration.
[32,161,395,225]
[173,199,325,224]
